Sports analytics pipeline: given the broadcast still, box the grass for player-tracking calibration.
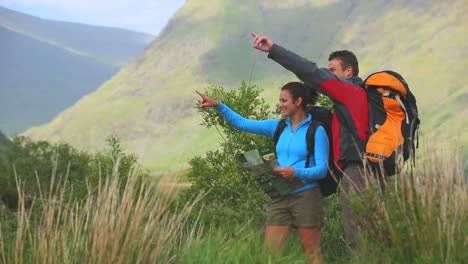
[180,224,309,264]
[350,144,467,263]
[0,143,465,263]
[0,160,203,264]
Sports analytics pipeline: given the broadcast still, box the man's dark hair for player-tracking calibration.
[328,50,359,76]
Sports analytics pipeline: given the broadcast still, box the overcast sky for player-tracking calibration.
[0,0,186,35]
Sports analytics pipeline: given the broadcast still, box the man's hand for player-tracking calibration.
[273,167,295,179]
[196,90,220,110]
[251,32,273,52]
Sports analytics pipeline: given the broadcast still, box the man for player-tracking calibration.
[251,32,381,249]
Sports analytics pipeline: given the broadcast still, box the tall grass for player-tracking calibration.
[0,145,465,263]
[352,145,467,263]
[0,160,203,264]
[181,223,311,263]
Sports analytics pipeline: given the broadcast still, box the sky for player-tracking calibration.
[0,0,186,35]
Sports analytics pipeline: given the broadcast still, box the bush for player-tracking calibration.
[182,82,273,225]
[0,135,139,208]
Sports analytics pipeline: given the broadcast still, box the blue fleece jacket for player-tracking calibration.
[215,103,329,194]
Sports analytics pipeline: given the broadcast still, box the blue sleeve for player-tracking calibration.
[293,126,329,180]
[215,103,279,137]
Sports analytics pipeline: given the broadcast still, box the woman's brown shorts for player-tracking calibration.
[266,186,324,228]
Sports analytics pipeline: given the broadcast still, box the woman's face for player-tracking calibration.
[278,89,302,117]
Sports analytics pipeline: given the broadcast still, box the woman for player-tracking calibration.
[196,82,328,264]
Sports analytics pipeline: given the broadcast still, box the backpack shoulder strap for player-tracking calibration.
[273,119,287,157]
[305,120,321,168]
[274,119,322,168]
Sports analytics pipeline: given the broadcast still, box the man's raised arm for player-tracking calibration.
[250,32,335,88]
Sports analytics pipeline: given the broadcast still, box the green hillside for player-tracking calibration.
[0,7,153,67]
[23,0,468,172]
[0,131,11,164]
[0,131,10,148]
[0,26,118,135]
[0,7,153,135]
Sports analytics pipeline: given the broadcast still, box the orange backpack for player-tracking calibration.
[364,71,420,175]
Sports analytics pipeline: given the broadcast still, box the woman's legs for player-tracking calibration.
[265,187,324,262]
[264,225,293,254]
[298,227,322,264]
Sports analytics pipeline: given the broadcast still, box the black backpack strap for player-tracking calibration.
[274,119,322,168]
[305,120,321,168]
[273,119,287,157]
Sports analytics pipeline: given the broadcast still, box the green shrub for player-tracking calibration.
[182,81,273,225]
[0,135,139,207]
[0,135,147,249]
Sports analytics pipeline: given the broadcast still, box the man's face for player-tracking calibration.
[328,58,352,79]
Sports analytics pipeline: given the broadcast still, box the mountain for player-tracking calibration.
[0,130,10,148]
[0,7,153,135]
[0,130,11,164]
[22,0,468,172]
[0,7,153,67]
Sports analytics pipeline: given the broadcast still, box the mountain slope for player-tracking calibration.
[0,131,11,164]
[0,131,10,148]
[0,7,153,135]
[0,26,118,135]
[0,7,153,67]
[23,0,468,172]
